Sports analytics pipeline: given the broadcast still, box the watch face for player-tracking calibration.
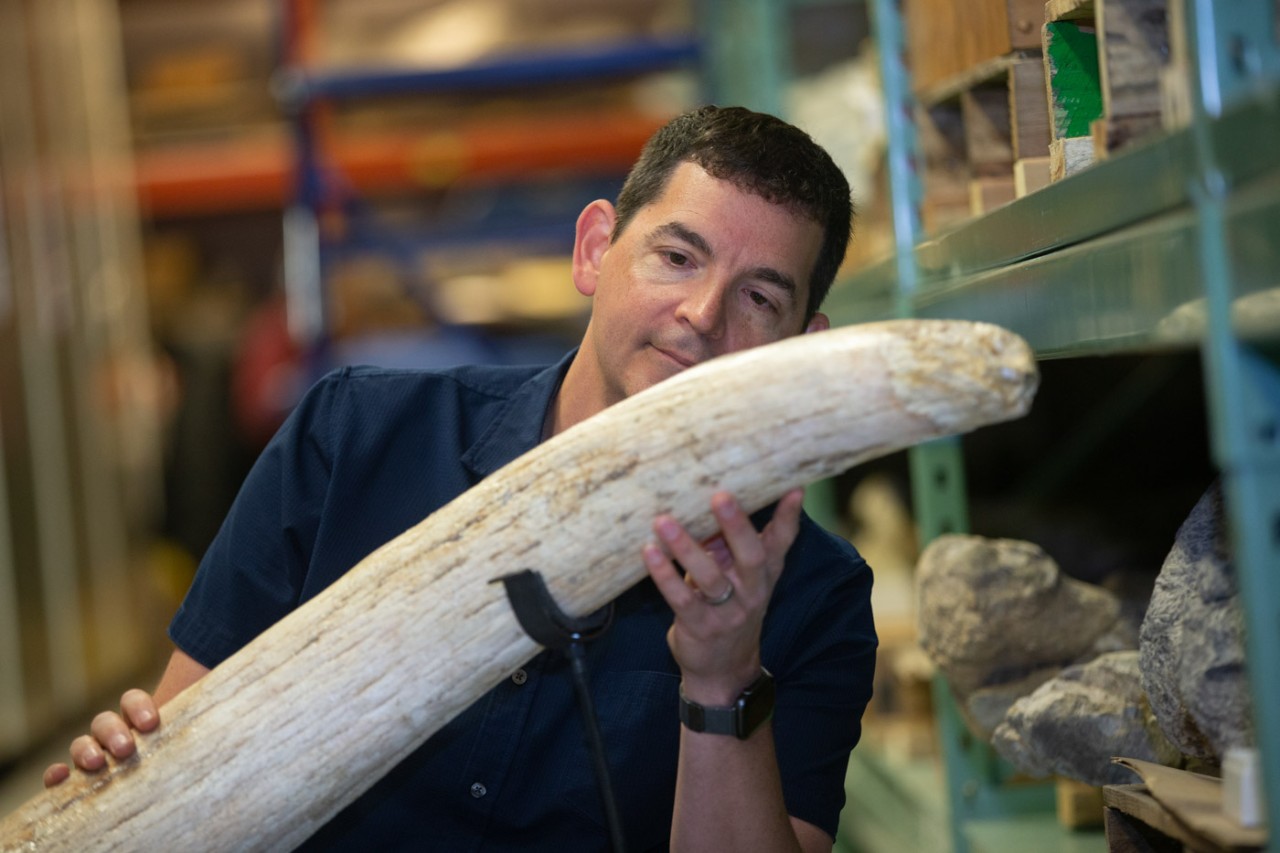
[737,671,776,738]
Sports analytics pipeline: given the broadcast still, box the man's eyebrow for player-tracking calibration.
[649,221,798,297]
[649,222,714,258]
[749,266,798,297]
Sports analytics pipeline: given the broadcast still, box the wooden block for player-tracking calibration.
[1097,0,1170,122]
[969,175,1017,215]
[1091,113,1164,157]
[1049,135,1094,181]
[964,0,1043,65]
[1045,0,1094,23]
[906,0,958,92]
[962,84,1015,176]
[1056,777,1105,829]
[908,0,1042,91]
[1160,63,1192,130]
[1166,0,1188,67]
[1014,156,1052,196]
[1043,19,1104,139]
[1009,57,1051,158]
[922,175,975,234]
[1003,0,1044,49]
[1103,805,1183,852]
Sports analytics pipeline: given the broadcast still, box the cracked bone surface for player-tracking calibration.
[1,319,1037,853]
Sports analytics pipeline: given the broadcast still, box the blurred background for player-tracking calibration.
[2,2,1246,846]
[0,0,882,804]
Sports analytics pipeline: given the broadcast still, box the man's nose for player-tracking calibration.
[675,281,728,337]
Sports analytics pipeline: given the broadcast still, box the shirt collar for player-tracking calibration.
[461,347,577,479]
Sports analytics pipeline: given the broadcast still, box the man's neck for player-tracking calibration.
[545,353,609,438]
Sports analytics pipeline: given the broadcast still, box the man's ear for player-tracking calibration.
[804,311,830,334]
[572,199,616,297]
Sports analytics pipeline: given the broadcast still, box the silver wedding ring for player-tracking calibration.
[699,583,735,606]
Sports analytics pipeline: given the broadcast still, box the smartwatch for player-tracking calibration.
[678,668,775,739]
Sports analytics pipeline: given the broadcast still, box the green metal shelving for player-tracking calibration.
[832,0,1279,851]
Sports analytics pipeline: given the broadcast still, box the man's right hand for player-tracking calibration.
[43,689,159,788]
[42,647,210,788]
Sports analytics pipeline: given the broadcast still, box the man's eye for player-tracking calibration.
[665,251,689,266]
[748,291,775,310]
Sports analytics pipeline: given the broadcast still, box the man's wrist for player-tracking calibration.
[679,668,775,739]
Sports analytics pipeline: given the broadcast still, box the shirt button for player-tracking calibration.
[470,782,487,799]
[511,669,528,686]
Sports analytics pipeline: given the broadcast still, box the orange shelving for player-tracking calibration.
[135,110,666,217]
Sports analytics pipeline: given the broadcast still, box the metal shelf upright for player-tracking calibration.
[836,0,1280,849]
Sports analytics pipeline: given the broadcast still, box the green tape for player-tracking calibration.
[1045,21,1103,138]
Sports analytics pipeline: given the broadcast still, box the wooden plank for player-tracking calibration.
[962,84,1015,176]
[906,0,957,92]
[1004,0,1045,49]
[1103,804,1183,852]
[0,320,1040,852]
[922,174,974,234]
[1056,777,1104,829]
[1158,0,1190,130]
[1043,19,1104,138]
[1101,785,1232,853]
[1112,757,1269,851]
[1049,135,1094,180]
[1014,156,1052,195]
[968,176,1017,215]
[1090,113,1163,158]
[1097,0,1170,121]
[919,52,1031,108]
[909,0,1040,93]
[1045,0,1095,23]
[1010,57,1052,158]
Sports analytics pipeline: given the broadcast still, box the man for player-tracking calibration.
[46,105,877,851]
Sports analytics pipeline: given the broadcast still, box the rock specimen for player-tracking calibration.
[964,667,1061,742]
[1139,483,1254,762]
[916,535,1122,697]
[992,651,1181,786]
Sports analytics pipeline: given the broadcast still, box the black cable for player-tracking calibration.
[566,639,627,853]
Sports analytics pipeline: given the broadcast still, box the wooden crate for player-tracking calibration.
[1043,0,1172,181]
[916,53,1052,221]
[906,0,1044,91]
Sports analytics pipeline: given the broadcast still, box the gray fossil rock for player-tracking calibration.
[964,667,1062,742]
[992,651,1181,785]
[1139,483,1254,761]
[916,535,1121,696]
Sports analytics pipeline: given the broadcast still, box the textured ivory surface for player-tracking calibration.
[1,319,1037,852]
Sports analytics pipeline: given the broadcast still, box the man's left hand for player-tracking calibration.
[643,489,804,704]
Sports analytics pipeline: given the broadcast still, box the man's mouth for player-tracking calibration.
[652,344,697,369]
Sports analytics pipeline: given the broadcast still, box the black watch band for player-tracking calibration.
[678,668,775,739]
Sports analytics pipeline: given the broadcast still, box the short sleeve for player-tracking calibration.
[169,371,342,668]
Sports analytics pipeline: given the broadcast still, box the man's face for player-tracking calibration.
[574,162,828,410]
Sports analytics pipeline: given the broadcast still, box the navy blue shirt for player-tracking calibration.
[171,351,877,851]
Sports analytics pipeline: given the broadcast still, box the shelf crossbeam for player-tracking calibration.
[277,35,701,106]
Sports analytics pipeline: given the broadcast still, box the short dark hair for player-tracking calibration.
[612,105,853,319]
